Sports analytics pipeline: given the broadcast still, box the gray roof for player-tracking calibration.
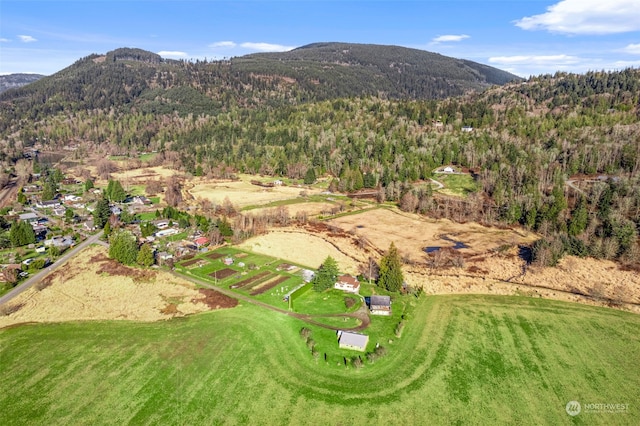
[370,295,391,307]
[339,331,369,350]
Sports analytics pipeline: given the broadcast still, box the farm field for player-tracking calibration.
[1,295,638,425]
[237,230,359,274]
[188,174,324,208]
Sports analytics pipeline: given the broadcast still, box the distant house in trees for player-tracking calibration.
[35,199,61,209]
[443,166,455,173]
[461,126,474,133]
[132,196,152,205]
[334,274,360,294]
[369,295,392,316]
[337,330,369,351]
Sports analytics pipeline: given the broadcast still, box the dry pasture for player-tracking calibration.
[0,246,232,329]
[327,208,537,262]
[189,175,323,208]
[237,230,358,273]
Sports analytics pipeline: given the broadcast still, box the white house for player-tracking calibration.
[334,274,360,294]
[443,166,455,173]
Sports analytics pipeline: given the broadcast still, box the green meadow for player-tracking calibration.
[1,294,638,425]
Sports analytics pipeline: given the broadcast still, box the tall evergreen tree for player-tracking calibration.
[378,242,404,292]
[108,230,139,265]
[312,256,339,292]
[93,197,112,229]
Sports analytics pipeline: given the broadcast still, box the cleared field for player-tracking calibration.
[327,207,537,261]
[189,175,323,208]
[0,246,222,328]
[237,230,358,273]
[1,295,638,424]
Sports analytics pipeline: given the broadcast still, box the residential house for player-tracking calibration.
[18,212,39,223]
[44,236,74,250]
[132,195,152,205]
[369,295,392,316]
[461,126,474,133]
[156,251,174,266]
[334,274,360,294]
[337,330,369,351]
[83,219,96,231]
[35,199,61,209]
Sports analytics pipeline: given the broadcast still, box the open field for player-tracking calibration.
[326,207,537,261]
[0,245,236,328]
[237,230,359,273]
[1,295,638,424]
[188,174,324,208]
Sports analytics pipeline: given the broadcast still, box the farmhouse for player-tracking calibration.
[369,295,392,316]
[334,274,360,294]
[337,330,369,351]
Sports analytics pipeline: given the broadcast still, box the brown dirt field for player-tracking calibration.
[250,276,290,296]
[230,271,271,289]
[191,288,238,309]
[208,268,237,280]
[0,246,236,329]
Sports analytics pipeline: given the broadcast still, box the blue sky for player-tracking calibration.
[1,0,640,77]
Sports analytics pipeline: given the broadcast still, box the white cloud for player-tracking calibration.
[515,0,640,35]
[0,38,10,43]
[209,41,236,49]
[240,42,295,52]
[620,43,640,55]
[158,51,188,59]
[431,34,470,43]
[612,59,640,68]
[18,35,37,43]
[488,54,581,66]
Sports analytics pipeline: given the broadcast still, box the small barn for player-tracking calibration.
[337,330,369,352]
[369,295,392,316]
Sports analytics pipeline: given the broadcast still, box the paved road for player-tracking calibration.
[0,230,104,306]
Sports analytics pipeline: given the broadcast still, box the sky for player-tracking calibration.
[1,0,640,77]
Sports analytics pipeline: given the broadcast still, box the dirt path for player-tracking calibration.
[173,270,371,331]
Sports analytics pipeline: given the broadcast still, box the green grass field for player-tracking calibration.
[1,294,638,425]
[436,173,479,197]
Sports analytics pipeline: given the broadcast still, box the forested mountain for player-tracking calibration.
[0,45,638,267]
[0,73,44,94]
[0,44,519,127]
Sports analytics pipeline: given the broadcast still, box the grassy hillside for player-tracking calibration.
[1,295,638,425]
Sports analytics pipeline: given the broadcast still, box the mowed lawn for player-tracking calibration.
[1,295,639,425]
